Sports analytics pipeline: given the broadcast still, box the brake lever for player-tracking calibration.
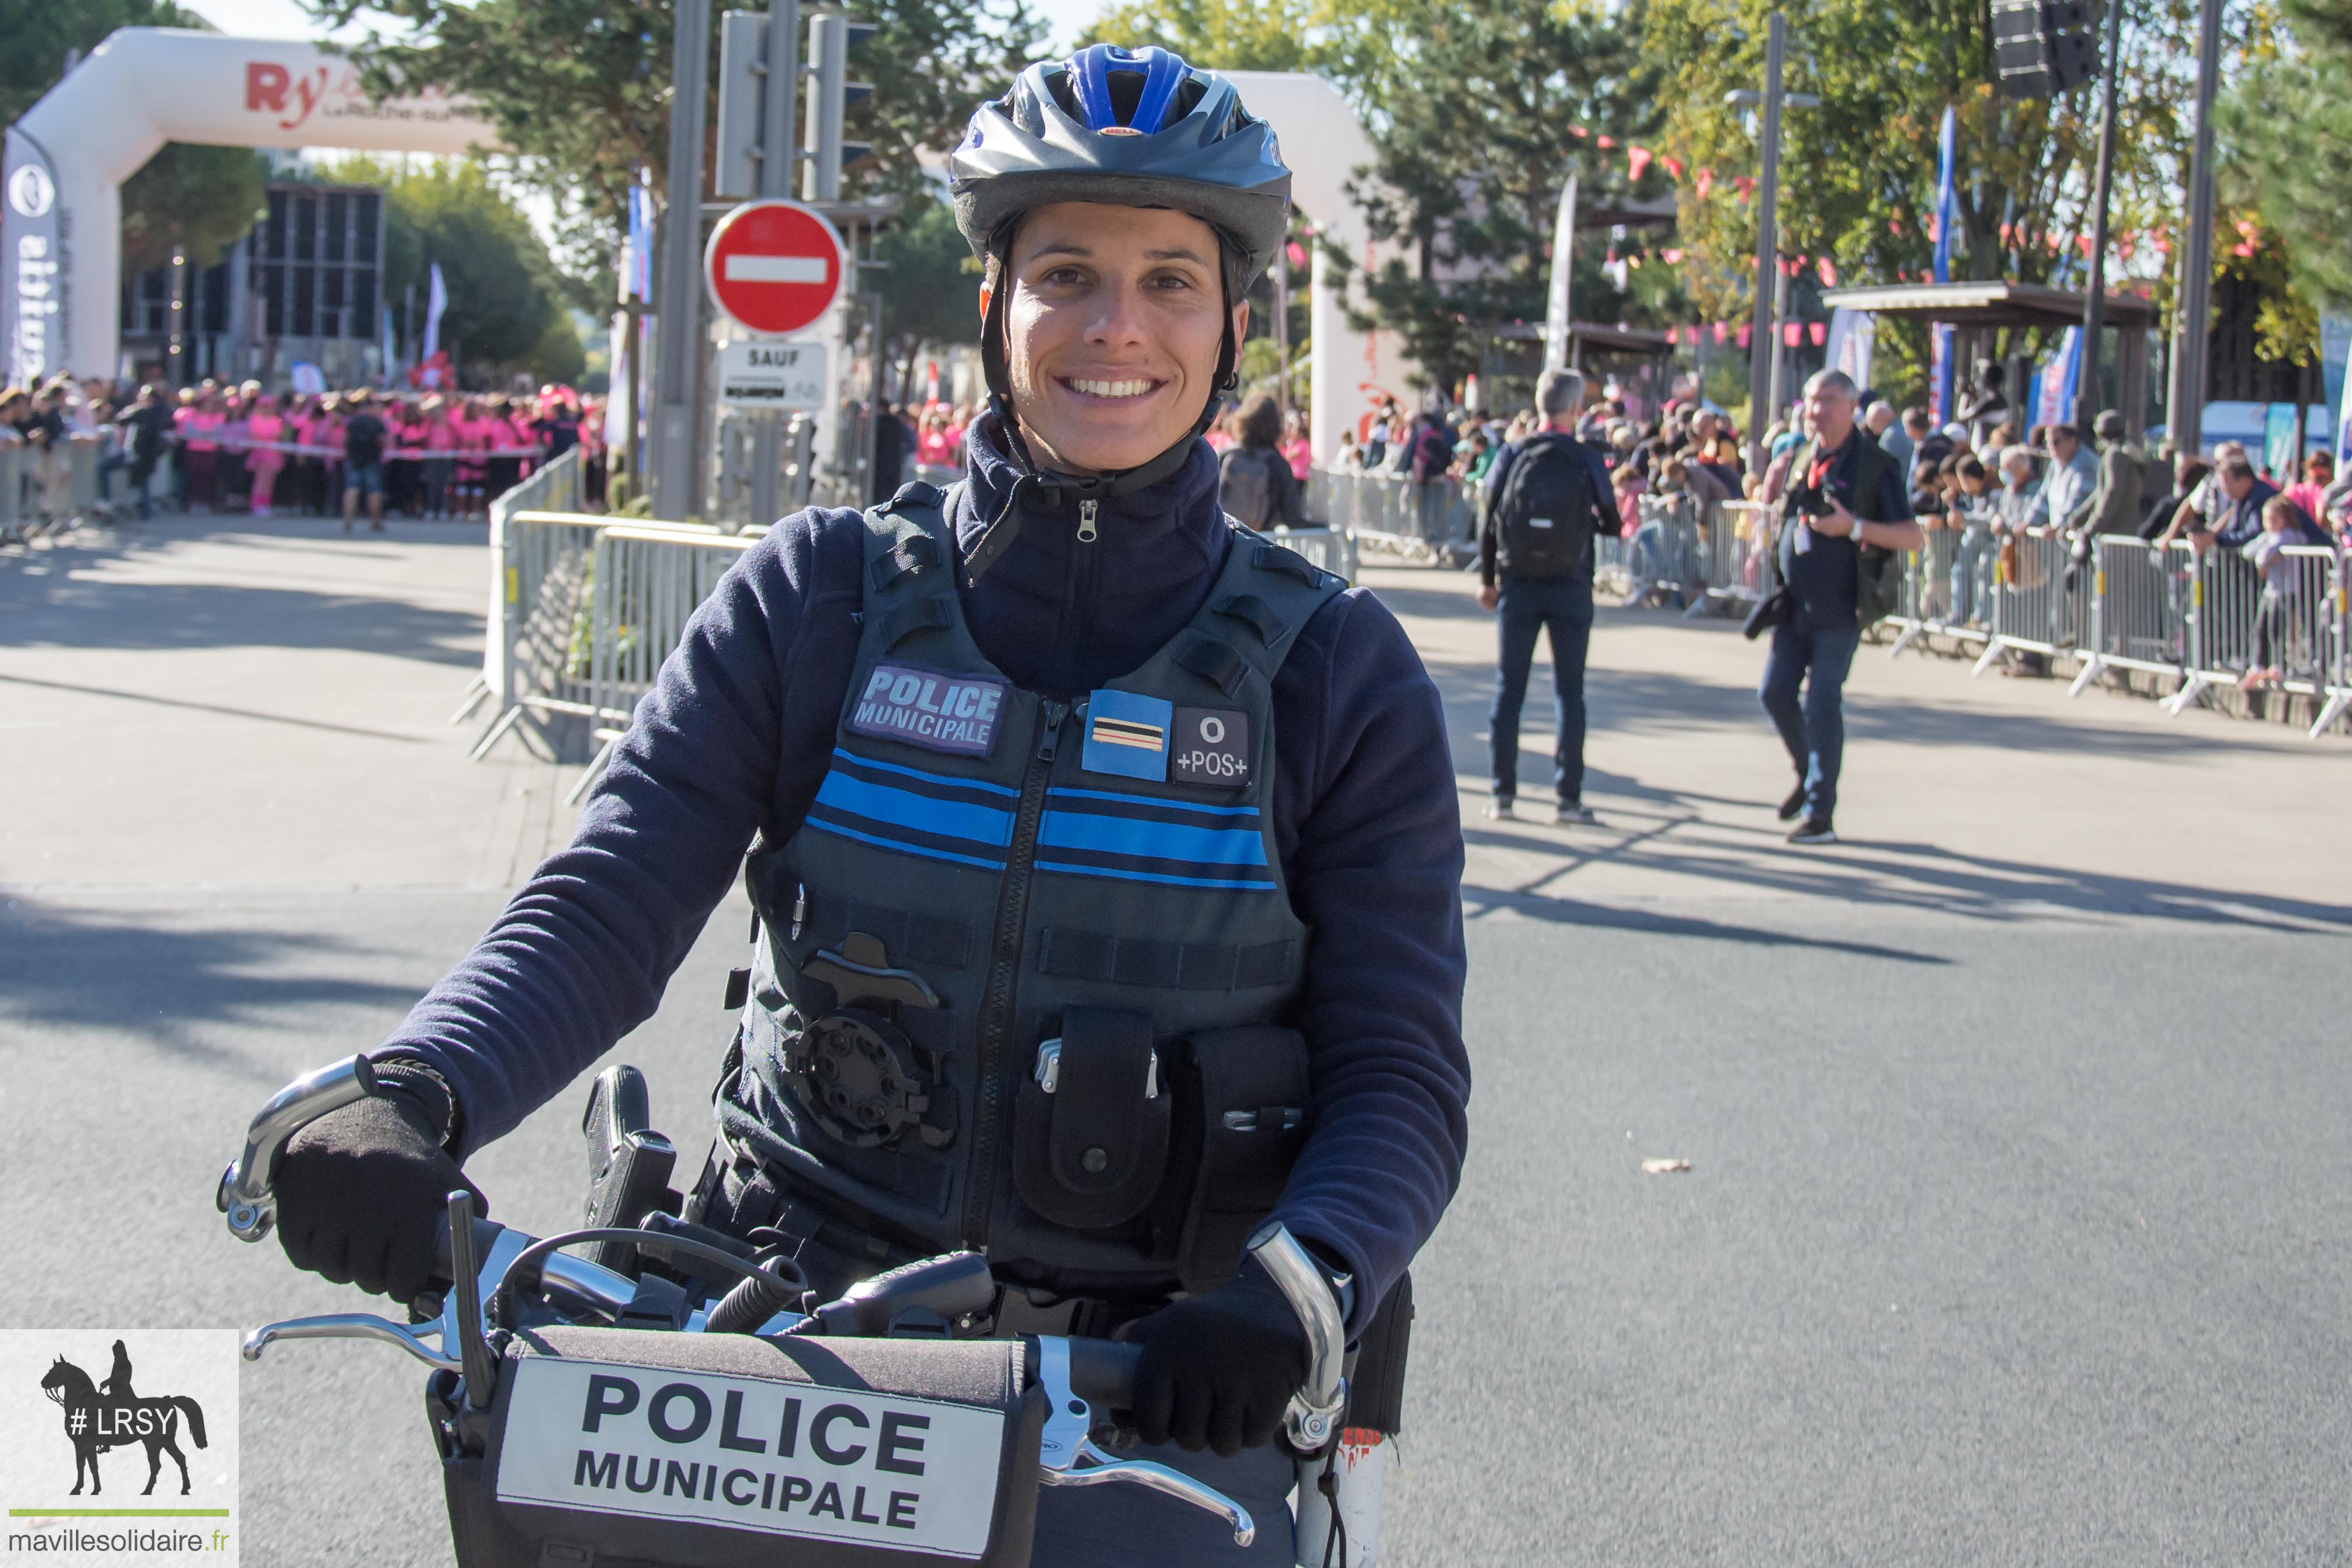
[242,1312,454,1369]
[1031,1337,1255,1548]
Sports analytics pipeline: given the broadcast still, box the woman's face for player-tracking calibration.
[997,201,1246,477]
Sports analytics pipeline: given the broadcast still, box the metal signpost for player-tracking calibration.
[651,0,712,522]
[704,196,848,521]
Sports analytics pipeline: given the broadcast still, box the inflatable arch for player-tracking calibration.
[2,32,1412,460]
[3,29,499,391]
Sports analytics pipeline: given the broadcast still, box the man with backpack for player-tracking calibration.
[1476,367,1622,825]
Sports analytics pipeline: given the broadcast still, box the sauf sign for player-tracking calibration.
[495,1358,1008,1559]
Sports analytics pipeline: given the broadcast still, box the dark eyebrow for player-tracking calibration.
[1023,242,1212,266]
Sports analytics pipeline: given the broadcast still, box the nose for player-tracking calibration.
[1083,277,1152,352]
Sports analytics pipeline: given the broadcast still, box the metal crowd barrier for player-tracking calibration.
[0,445,23,543]
[567,524,765,801]
[2042,536,2351,739]
[1881,516,1992,657]
[1309,467,1476,565]
[1967,527,2092,675]
[453,449,587,729]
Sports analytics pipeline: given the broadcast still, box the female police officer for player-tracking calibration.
[272,46,1469,1563]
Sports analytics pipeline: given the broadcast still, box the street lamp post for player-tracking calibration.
[2075,0,2126,440]
[1728,14,1819,477]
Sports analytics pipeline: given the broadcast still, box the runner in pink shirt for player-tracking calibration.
[245,392,290,515]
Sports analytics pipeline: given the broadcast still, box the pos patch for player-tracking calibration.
[846,662,1007,757]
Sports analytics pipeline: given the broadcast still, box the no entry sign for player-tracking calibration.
[704,199,847,336]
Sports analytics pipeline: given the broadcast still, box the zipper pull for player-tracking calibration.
[790,883,807,941]
[1077,499,1099,543]
[1038,699,1071,762]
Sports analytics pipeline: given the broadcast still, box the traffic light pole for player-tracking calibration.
[2075,0,2124,440]
[750,0,801,530]
[652,0,712,522]
[2167,0,2224,458]
[1743,12,1786,479]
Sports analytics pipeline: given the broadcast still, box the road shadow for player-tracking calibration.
[1460,879,1954,963]
[0,898,423,1075]
[0,547,482,666]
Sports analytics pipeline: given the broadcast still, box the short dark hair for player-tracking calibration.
[1902,406,1931,432]
[2094,409,2125,441]
[1956,454,1987,483]
[1236,392,1282,449]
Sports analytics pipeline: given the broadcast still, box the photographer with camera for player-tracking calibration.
[1757,370,1921,846]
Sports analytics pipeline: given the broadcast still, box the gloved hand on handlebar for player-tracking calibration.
[275,1068,481,1305]
[1121,1258,1309,1457]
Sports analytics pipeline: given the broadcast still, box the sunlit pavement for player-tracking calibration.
[6,520,2347,1564]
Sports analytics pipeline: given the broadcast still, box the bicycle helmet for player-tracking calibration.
[950,45,1292,295]
[944,46,1293,548]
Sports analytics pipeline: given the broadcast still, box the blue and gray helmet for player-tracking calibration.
[949,46,1293,295]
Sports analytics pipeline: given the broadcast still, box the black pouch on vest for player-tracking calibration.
[437,1324,1043,1568]
[1012,1007,1171,1230]
[1169,1024,1311,1292]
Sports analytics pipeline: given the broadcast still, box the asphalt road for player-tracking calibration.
[5,517,2348,1564]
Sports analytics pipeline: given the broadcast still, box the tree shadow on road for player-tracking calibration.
[0,898,424,1079]
[0,575,482,665]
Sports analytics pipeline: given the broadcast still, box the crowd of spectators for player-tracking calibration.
[2,372,609,542]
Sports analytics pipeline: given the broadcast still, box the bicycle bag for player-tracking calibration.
[435,1324,1045,1568]
[1492,434,1601,577]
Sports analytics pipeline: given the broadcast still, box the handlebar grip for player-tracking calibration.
[1064,1337,1141,1411]
[218,1055,381,1243]
[430,1214,509,1288]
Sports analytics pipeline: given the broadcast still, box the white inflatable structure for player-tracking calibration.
[1222,71,1417,462]
[4,28,500,388]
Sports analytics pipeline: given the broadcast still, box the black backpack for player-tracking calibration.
[1491,433,1601,576]
[1218,446,1280,528]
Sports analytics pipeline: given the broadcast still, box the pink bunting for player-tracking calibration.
[1662,156,1684,181]
[2077,234,2095,258]
[1286,240,1307,269]
[1782,322,1801,347]
[1714,322,1729,344]
[1695,168,1714,201]
[1666,326,1680,344]
[1662,248,1684,264]
[1816,256,1837,287]
[1597,135,1617,149]
[1628,145,1653,181]
[1808,322,1826,346]
[1736,324,1753,347]
[1732,175,1755,203]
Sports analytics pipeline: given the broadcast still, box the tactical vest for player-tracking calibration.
[720,485,1344,1300]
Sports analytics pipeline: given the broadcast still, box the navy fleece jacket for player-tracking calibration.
[378,413,1470,1330]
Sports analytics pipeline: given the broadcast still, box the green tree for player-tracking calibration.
[1078,0,1325,70]
[872,195,984,394]
[1641,0,2211,399]
[3,0,267,279]
[1336,0,1668,392]
[301,0,1045,283]
[2221,0,2350,313]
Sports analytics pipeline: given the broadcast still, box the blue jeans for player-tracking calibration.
[1758,619,1860,823]
[1490,573,1593,804]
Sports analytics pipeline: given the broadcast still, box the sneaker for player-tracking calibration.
[1786,819,1839,846]
[1777,783,1806,822]
[1482,799,1515,821]
[1553,801,1597,826]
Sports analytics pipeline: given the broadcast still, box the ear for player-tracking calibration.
[1231,300,1251,343]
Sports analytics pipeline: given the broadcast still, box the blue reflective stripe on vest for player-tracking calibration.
[1037,807,1267,867]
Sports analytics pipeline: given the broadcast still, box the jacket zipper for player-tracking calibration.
[961,696,1071,1248]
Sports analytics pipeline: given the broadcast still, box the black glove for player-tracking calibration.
[1121,1260,1310,1456]
[275,1076,480,1304]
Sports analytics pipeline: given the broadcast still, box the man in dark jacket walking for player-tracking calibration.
[1476,367,1621,825]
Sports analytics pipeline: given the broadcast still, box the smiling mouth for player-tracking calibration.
[1060,376,1164,401]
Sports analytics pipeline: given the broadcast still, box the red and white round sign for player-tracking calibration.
[703,199,847,336]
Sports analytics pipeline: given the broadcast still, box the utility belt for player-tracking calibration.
[718,986,1315,1297]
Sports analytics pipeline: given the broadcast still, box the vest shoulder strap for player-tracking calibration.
[859,481,962,637]
[1179,523,1346,693]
